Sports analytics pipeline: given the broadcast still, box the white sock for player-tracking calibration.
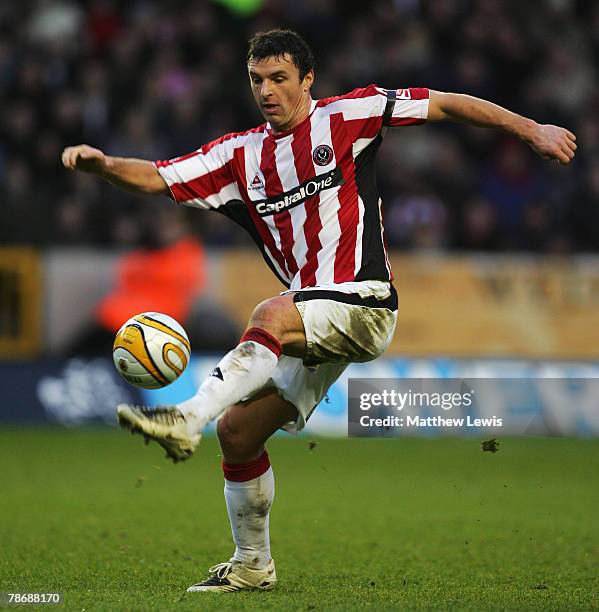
[223,453,274,569]
[178,332,281,434]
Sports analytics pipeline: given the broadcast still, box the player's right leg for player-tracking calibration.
[178,292,305,432]
[117,292,305,461]
[116,403,200,463]
[187,387,298,593]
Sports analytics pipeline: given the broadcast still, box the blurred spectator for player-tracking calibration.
[63,207,239,356]
[570,158,599,251]
[456,197,500,252]
[480,139,546,245]
[0,0,593,252]
[386,191,448,250]
[27,0,83,44]
[86,0,123,51]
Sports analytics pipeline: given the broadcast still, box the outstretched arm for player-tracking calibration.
[427,91,577,165]
[61,144,169,195]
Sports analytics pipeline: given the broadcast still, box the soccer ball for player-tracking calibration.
[113,312,191,389]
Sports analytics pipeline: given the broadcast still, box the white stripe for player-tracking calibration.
[263,243,291,285]
[378,198,392,277]
[264,217,291,281]
[176,181,240,210]
[319,96,381,158]
[155,156,202,189]
[319,95,386,122]
[246,133,292,283]
[353,195,365,277]
[156,132,254,209]
[352,136,378,159]
[169,133,250,180]
[392,98,429,120]
[275,136,307,290]
[312,115,342,286]
[244,130,269,204]
[281,279,391,297]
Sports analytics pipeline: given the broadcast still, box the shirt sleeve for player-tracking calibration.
[154,134,241,210]
[382,87,429,127]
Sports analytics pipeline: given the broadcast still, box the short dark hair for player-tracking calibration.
[247,29,315,80]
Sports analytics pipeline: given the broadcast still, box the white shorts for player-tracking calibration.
[268,280,398,433]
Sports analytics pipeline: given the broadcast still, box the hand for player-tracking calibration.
[61,144,107,173]
[527,124,577,165]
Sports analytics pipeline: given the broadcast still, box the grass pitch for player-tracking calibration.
[0,429,597,611]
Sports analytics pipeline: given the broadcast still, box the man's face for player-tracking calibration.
[248,54,313,132]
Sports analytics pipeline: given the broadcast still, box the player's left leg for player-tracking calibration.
[187,387,298,593]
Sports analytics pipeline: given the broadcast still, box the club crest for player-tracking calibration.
[312,144,333,166]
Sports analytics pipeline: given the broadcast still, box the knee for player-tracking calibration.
[216,412,237,451]
[248,297,287,336]
[217,412,259,462]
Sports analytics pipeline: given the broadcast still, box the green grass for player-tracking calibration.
[0,429,598,611]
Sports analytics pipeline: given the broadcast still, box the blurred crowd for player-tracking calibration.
[1,0,599,253]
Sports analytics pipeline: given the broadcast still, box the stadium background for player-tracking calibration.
[1,1,598,610]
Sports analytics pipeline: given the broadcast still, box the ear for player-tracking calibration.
[302,69,314,92]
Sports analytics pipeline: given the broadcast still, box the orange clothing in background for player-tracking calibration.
[96,237,205,332]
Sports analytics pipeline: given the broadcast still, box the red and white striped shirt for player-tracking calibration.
[155,85,429,290]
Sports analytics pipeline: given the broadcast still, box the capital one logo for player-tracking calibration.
[254,167,343,217]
